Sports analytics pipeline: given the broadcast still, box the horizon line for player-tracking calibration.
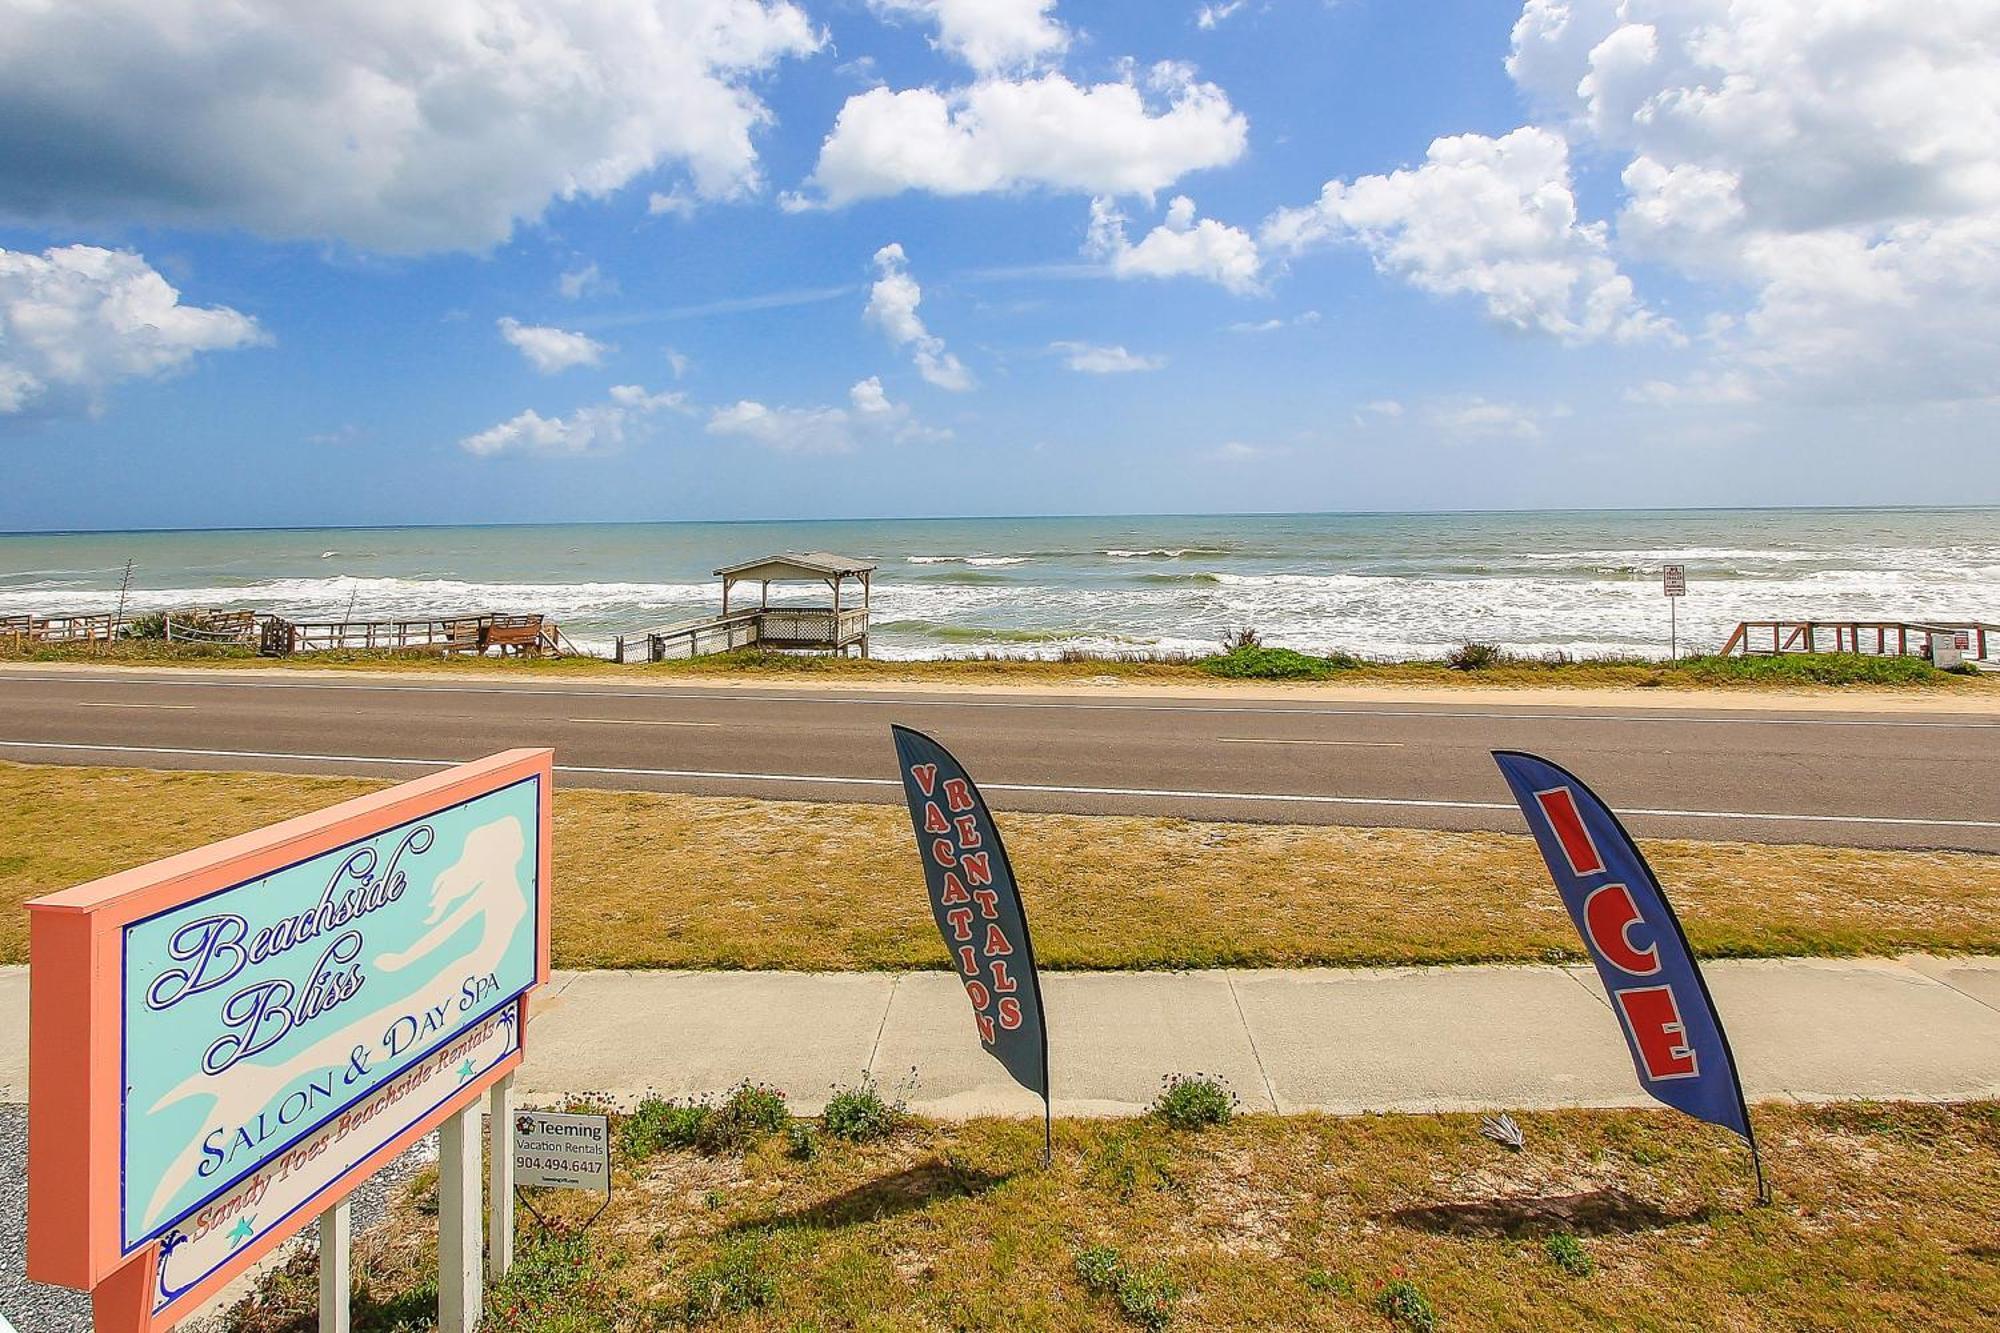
[5,502,1999,540]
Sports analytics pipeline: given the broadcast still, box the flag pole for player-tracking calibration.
[1745,1113,1771,1206]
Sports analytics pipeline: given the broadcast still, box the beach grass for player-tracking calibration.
[6,763,1995,971]
[218,1099,2000,1331]
[2,638,1993,692]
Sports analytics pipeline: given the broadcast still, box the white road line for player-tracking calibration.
[566,718,720,727]
[1,671,1994,729]
[3,738,1995,831]
[74,701,196,710]
[1218,737,1404,747]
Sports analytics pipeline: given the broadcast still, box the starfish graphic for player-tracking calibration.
[227,1216,255,1249]
[458,1058,477,1082]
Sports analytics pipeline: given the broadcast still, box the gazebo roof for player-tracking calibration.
[713,551,878,580]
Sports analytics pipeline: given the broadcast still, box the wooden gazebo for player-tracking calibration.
[612,551,878,662]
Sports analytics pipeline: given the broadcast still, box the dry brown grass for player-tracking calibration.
[222,1101,2000,1331]
[5,763,1996,970]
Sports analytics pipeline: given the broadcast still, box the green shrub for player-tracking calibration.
[1074,1246,1180,1330]
[1545,1232,1594,1277]
[484,1233,613,1332]
[784,1121,820,1160]
[619,1095,709,1158]
[1075,1246,1124,1291]
[680,1238,776,1325]
[1200,645,1358,680]
[120,611,169,640]
[1676,652,1945,686]
[1303,1267,1356,1297]
[821,1073,905,1143]
[1151,1074,1238,1130]
[1445,641,1507,671]
[696,1081,791,1154]
[1376,1278,1438,1331]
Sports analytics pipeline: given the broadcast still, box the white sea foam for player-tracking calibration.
[4,512,1994,661]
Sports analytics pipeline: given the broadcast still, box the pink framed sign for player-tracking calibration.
[27,749,554,1330]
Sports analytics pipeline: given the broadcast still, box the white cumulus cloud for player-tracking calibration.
[1049,341,1165,373]
[707,376,948,452]
[0,244,263,420]
[802,63,1248,207]
[870,0,1069,74]
[1506,0,2000,401]
[1196,2,1246,31]
[460,384,683,457]
[0,0,822,253]
[497,318,608,374]
[865,243,974,390]
[556,262,616,301]
[1262,126,1673,344]
[1088,195,1262,294]
[1428,397,1557,441]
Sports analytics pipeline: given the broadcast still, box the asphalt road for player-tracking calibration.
[0,668,1996,851]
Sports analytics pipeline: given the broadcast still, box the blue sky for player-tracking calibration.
[3,0,1997,531]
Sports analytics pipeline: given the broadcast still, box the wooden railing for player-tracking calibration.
[259,613,559,657]
[164,610,262,644]
[757,606,869,648]
[614,606,869,663]
[1720,620,1997,660]
[0,612,119,643]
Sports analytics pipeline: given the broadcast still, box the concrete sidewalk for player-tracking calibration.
[7,956,1992,1116]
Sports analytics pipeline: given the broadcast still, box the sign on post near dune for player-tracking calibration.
[27,749,553,1331]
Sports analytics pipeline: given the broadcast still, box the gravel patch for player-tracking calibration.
[0,1105,89,1333]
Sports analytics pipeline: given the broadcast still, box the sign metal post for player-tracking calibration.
[1662,563,1687,658]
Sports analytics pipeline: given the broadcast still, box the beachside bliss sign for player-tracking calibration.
[28,750,552,1332]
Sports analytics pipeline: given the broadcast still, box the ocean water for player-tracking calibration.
[2,509,1996,661]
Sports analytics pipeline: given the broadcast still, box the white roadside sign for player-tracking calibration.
[513,1111,610,1192]
[1662,563,1687,597]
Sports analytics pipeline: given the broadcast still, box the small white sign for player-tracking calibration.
[513,1110,611,1192]
[1662,564,1687,597]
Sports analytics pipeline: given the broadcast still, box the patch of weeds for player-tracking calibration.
[696,1081,791,1154]
[1085,1129,1180,1201]
[1445,641,1507,671]
[1375,1277,1439,1332]
[785,1121,820,1160]
[821,1073,905,1143]
[1303,1267,1357,1297]
[702,1189,727,1211]
[1627,1141,1670,1167]
[485,1232,617,1332]
[680,1237,777,1325]
[620,1095,711,1158]
[407,1164,439,1217]
[1074,1245,1181,1331]
[1545,1232,1594,1277]
[1151,1073,1238,1130]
